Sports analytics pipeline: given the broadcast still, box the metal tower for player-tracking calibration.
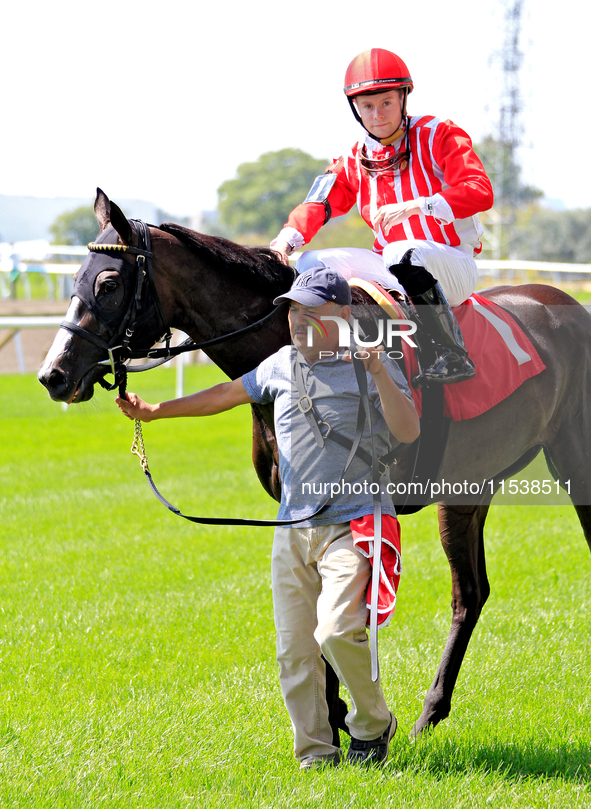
[480,0,524,259]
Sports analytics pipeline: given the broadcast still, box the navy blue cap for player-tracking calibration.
[273,265,352,307]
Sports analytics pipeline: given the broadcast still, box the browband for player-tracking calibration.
[87,242,153,258]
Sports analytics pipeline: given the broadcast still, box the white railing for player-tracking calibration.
[3,242,591,302]
[2,249,591,384]
[0,317,199,402]
[0,316,63,374]
[476,260,591,273]
[0,244,83,300]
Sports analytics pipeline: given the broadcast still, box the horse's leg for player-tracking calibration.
[573,505,591,552]
[543,438,591,552]
[250,405,282,501]
[324,657,350,747]
[412,503,490,736]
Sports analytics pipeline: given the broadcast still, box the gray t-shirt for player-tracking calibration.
[242,345,412,527]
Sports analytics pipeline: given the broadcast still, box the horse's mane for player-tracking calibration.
[158,223,296,296]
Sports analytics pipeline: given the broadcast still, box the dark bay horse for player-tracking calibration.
[39,190,591,738]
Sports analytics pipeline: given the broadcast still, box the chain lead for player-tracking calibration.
[131,418,150,472]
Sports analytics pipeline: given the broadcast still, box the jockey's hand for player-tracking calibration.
[373,200,422,234]
[343,344,385,376]
[116,391,157,422]
[270,240,293,266]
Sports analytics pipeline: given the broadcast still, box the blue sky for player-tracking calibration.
[2,0,588,217]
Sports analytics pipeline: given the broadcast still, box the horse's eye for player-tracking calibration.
[94,270,124,311]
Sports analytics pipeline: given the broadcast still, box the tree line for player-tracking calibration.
[50,144,591,264]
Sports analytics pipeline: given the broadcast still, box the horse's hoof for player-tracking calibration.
[409,718,435,741]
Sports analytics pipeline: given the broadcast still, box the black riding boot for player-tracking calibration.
[389,256,475,386]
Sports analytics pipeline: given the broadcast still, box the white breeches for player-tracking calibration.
[296,241,480,307]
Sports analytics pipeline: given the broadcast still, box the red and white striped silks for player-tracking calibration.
[282,116,493,257]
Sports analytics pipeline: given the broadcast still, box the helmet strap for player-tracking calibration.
[348,95,364,127]
[379,121,405,146]
[401,87,409,118]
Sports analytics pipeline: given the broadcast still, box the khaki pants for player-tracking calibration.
[272,522,391,763]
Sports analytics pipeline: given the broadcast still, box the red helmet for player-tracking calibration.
[344,49,413,97]
[344,49,413,139]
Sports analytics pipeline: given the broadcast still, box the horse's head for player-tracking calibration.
[38,189,168,403]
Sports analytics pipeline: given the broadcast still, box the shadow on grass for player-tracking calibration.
[390,738,591,785]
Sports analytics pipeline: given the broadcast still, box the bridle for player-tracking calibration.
[60,220,287,395]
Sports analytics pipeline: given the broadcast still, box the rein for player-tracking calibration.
[63,222,389,678]
[129,349,386,681]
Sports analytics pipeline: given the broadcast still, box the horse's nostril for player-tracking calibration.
[39,366,68,396]
[50,369,65,387]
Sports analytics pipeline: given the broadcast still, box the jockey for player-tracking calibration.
[271,48,494,385]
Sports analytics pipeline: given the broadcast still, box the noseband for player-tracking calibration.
[60,220,286,394]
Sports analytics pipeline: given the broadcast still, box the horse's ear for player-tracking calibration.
[94,187,111,233]
[109,200,133,245]
[93,189,133,244]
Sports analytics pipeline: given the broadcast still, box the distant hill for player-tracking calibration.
[0,195,187,243]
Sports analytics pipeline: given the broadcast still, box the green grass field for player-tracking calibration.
[1,368,590,808]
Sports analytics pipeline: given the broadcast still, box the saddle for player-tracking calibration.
[348,278,546,422]
[347,278,546,514]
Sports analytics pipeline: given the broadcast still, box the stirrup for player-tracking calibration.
[412,347,475,387]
